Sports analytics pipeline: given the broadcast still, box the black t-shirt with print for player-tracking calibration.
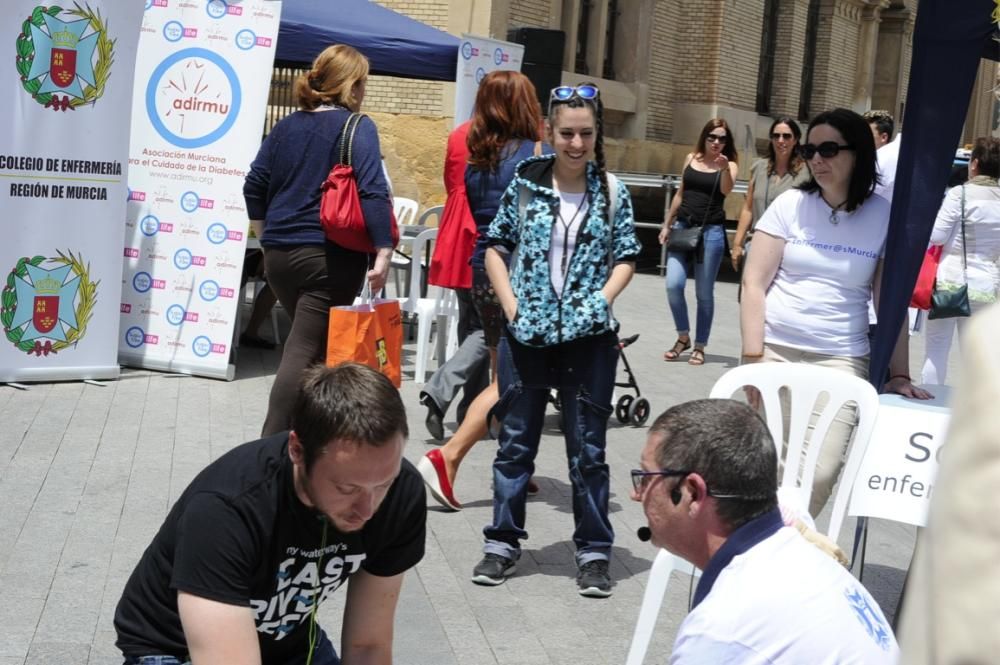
[114,433,426,663]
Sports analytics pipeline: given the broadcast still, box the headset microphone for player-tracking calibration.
[637,526,652,542]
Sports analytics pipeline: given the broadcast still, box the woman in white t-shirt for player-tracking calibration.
[740,108,931,517]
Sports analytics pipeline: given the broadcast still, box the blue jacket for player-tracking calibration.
[244,109,393,249]
[486,155,642,347]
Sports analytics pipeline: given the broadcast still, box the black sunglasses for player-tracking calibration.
[771,132,794,140]
[705,134,728,144]
[799,142,855,160]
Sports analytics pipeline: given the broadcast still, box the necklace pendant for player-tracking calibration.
[829,210,839,225]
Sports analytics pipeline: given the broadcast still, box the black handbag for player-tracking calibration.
[928,185,972,320]
[666,170,721,253]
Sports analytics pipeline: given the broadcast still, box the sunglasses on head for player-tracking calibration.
[550,84,600,103]
[705,133,728,144]
[771,132,794,140]
[799,141,855,160]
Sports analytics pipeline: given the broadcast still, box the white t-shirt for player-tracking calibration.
[874,134,901,203]
[549,189,588,297]
[755,189,889,357]
[671,527,898,665]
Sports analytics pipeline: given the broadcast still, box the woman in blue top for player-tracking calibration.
[471,84,641,598]
[244,45,393,435]
[418,71,548,512]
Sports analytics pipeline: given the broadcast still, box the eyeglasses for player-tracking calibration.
[771,132,794,140]
[799,142,855,160]
[630,468,690,494]
[705,134,728,144]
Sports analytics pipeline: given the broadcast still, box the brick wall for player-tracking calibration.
[363,0,448,116]
[669,0,724,104]
[769,0,810,119]
[719,1,765,110]
[510,0,552,28]
[646,1,679,141]
[809,0,863,113]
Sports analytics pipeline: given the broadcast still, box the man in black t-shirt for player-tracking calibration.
[114,363,426,665]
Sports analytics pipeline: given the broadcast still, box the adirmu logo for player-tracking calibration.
[15,3,116,112]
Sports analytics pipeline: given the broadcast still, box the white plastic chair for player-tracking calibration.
[708,362,880,540]
[398,227,458,383]
[625,363,879,664]
[393,196,419,226]
[625,551,699,665]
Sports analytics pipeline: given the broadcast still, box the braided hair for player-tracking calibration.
[549,92,609,227]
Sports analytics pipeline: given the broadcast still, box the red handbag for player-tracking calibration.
[910,245,943,310]
[320,113,399,253]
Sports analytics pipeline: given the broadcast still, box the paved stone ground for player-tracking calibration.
[1,271,942,665]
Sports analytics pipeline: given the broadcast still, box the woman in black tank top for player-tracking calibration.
[658,118,740,366]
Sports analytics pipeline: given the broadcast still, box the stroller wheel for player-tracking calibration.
[615,395,633,424]
[629,397,651,426]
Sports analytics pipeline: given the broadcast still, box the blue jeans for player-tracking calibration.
[665,222,726,346]
[483,330,618,565]
[123,629,340,665]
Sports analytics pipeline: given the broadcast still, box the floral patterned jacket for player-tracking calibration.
[486,155,642,347]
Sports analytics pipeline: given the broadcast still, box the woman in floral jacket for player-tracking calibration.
[471,84,641,598]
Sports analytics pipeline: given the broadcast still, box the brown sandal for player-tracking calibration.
[688,348,706,366]
[664,337,691,361]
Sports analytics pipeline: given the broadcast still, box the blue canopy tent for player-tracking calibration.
[870,0,999,387]
[275,0,459,81]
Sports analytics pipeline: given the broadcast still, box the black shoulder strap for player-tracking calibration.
[338,112,366,166]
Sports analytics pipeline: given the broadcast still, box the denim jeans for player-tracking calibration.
[665,222,726,346]
[122,629,340,665]
[483,330,618,565]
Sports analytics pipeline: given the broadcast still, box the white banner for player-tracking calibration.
[848,402,951,528]
[119,0,280,380]
[0,1,143,382]
[454,34,523,125]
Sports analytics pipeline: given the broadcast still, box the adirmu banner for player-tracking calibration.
[120,0,280,380]
[0,1,143,382]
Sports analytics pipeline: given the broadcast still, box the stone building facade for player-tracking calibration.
[302,0,997,210]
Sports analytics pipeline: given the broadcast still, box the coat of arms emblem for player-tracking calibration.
[2,251,97,356]
[15,3,115,111]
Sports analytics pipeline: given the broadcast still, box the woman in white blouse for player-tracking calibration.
[921,137,1000,385]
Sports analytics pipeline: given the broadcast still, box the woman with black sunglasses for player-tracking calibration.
[660,118,741,366]
[732,117,809,271]
[740,108,930,517]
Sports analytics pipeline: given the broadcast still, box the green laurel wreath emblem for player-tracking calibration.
[1,250,99,355]
[14,3,116,111]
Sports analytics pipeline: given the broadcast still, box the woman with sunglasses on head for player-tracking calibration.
[731,117,809,272]
[741,108,931,517]
[659,119,741,366]
[471,84,641,597]
[418,71,551,511]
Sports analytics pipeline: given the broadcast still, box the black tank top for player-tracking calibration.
[678,164,726,226]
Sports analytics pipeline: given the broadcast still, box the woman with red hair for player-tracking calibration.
[418,71,549,511]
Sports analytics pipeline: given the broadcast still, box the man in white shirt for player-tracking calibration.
[631,399,898,664]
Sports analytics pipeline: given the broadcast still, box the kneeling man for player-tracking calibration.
[632,399,897,663]
[115,363,426,665]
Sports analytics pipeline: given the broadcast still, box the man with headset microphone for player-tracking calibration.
[114,363,426,665]
[631,399,898,663]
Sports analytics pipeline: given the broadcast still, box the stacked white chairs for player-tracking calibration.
[625,363,880,665]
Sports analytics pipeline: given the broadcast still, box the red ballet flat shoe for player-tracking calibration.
[417,449,462,511]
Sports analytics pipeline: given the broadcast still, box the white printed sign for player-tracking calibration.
[0,1,143,382]
[119,0,281,380]
[848,404,951,527]
[454,34,524,125]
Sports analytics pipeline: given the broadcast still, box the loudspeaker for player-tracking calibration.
[508,27,565,67]
[507,28,566,113]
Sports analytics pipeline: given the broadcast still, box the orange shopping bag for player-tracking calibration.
[326,297,402,387]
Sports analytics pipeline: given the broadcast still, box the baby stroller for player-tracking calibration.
[612,333,651,426]
[549,333,651,427]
